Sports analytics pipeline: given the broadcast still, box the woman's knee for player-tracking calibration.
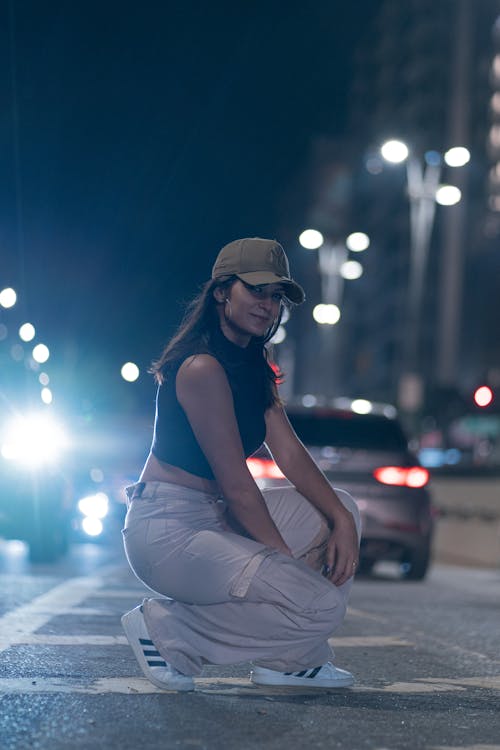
[262,485,329,559]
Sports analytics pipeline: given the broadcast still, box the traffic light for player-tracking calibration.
[473,385,494,408]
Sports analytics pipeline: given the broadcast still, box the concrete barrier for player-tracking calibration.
[430,475,500,568]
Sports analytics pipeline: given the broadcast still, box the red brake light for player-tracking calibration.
[373,466,429,488]
[246,458,285,479]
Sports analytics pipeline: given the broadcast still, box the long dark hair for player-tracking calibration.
[150,276,287,407]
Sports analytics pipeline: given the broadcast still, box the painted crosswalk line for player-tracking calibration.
[2,633,411,648]
[0,675,499,696]
[0,565,123,654]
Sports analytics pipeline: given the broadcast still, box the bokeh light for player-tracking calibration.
[435,185,462,206]
[313,304,341,325]
[19,323,36,342]
[41,387,53,404]
[474,386,493,407]
[32,343,50,363]
[78,492,109,519]
[121,362,140,382]
[351,399,373,414]
[340,260,363,280]
[444,147,470,167]
[346,232,370,252]
[0,288,17,308]
[299,229,324,250]
[82,517,103,536]
[380,140,409,164]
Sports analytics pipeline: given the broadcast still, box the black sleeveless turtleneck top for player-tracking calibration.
[151,326,268,479]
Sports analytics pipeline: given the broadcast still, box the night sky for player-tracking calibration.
[1,1,380,414]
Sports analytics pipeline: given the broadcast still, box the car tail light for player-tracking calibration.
[373,466,429,488]
[246,458,285,479]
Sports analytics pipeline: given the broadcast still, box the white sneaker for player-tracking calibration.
[121,605,194,691]
[250,662,354,688]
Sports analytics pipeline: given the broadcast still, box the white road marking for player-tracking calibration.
[9,634,128,646]
[58,607,119,616]
[371,676,500,693]
[3,633,409,649]
[1,675,499,696]
[92,589,150,598]
[329,636,413,647]
[0,677,175,695]
[346,607,389,623]
[0,565,122,654]
[0,571,497,699]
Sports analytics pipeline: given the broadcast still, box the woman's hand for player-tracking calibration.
[323,509,359,586]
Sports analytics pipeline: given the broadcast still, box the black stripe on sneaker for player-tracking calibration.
[139,638,154,646]
[143,649,161,657]
[307,667,322,679]
[294,670,308,677]
[147,659,167,667]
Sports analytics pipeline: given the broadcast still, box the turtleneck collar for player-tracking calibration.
[210,324,259,364]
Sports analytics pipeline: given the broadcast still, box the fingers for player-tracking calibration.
[326,541,358,586]
[325,521,360,585]
[330,558,357,586]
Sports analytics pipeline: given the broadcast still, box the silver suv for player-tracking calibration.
[248,406,434,580]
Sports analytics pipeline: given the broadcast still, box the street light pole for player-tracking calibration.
[380,141,467,422]
[318,242,347,306]
[404,155,441,378]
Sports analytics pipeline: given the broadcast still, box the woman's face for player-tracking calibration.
[216,280,285,346]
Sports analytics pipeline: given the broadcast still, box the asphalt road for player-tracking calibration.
[0,533,499,750]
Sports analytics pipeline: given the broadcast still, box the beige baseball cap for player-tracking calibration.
[211,237,305,304]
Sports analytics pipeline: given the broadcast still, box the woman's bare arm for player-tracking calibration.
[264,404,359,585]
[175,355,291,555]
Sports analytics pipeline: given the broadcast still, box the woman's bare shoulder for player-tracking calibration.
[177,353,224,378]
[176,354,229,398]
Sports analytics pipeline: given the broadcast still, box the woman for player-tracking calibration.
[121,237,361,691]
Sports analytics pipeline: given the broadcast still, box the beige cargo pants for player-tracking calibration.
[122,480,361,677]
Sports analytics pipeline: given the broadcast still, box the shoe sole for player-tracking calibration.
[121,609,194,692]
[250,673,354,688]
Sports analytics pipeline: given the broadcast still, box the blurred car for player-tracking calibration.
[0,410,74,562]
[247,405,434,580]
[0,409,129,561]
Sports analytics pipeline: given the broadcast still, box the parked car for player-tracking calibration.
[247,405,434,580]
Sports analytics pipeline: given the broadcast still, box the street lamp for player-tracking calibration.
[298,228,369,397]
[299,229,369,314]
[379,139,469,415]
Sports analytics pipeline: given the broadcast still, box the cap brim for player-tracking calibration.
[235,271,305,304]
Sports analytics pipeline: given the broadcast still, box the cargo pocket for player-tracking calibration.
[229,548,277,599]
[245,553,341,614]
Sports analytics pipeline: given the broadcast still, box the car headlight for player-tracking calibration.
[1,412,69,468]
[77,492,109,519]
[77,492,109,538]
